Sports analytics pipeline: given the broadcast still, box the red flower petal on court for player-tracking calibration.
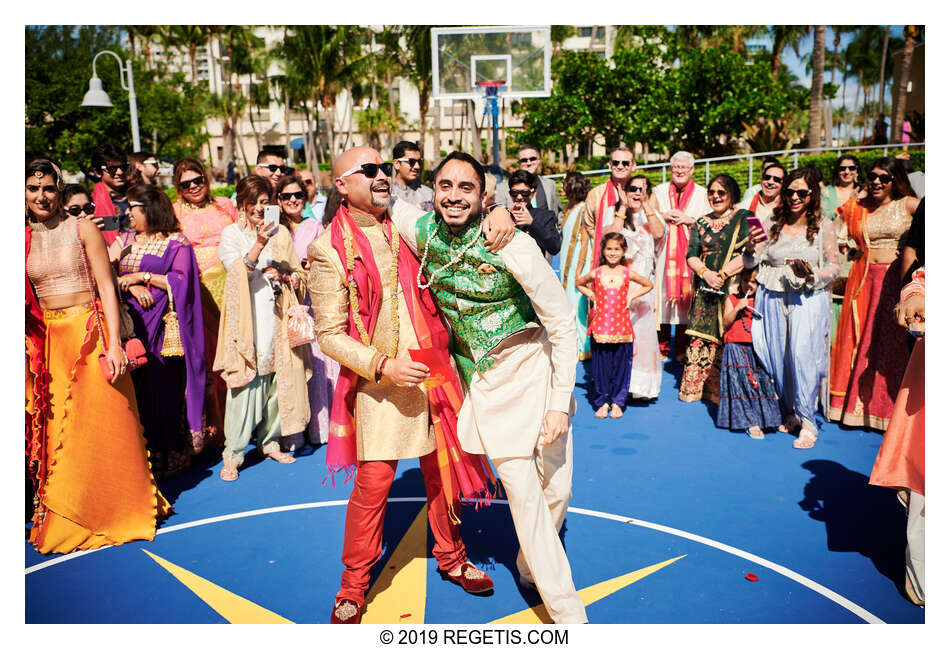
[400,613,412,618]
[745,573,759,582]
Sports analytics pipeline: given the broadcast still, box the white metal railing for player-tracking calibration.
[543,142,925,186]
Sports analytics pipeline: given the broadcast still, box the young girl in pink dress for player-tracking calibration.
[576,233,653,418]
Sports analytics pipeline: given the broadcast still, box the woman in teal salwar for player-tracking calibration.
[679,174,751,403]
[558,172,592,360]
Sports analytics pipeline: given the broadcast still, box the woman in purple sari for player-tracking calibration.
[117,184,205,477]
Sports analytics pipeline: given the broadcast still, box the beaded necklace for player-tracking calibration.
[416,216,484,291]
[342,216,400,357]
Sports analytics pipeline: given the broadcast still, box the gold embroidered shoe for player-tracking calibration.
[330,598,362,624]
[440,561,494,594]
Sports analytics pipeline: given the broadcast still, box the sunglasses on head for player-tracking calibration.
[178,176,206,191]
[509,189,533,200]
[610,159,632,167]
[518,155,539,164]
[339,162,394,179]
[64,202,96,217]
[278,190,307,201]
[762,173,783,183]
[707,189,729,198]
[396,157,423,168]
[838,164,857,172]
[782,188,812,199]
[101,163,127,175]
[259,163,294,175]
[867,171,893,184]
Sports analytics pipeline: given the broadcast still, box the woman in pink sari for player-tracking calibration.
[171,157,238,450]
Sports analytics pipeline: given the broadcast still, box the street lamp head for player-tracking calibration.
[81,75,113,108]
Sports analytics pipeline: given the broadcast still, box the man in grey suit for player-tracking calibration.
[496,144,563,223]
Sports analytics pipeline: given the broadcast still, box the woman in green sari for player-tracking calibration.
[679,174,751,403]
[558,172,593,360]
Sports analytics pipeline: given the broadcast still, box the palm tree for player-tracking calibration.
[877,26,890,119]
[890,26,920,143]
[808,26,826,148]
[769,25,811,80]
[380,26,436,161]
[168,26,207,84]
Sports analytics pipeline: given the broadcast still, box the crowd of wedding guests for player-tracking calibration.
[25,139,924,606]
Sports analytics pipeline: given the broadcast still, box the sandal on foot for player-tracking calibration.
[792,429,818,449]
[219,465,238,481]
[266,450,296,464]
[747,426,765,439]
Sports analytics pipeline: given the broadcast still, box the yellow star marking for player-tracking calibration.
[141,549,293,624]
[362,505,429,624]
[489,554,687,624]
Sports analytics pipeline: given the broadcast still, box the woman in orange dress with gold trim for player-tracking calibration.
[25,158,170,554]
[829,157,919,430]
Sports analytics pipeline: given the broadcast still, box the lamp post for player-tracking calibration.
[82,50,141,152]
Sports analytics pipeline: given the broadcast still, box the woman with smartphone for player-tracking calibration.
[214,175,311,481]
[26,158,170,554]
[829,157,919,431]
[744,168,840,449]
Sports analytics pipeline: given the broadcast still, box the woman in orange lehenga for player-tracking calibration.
[25,158,170,554]
[829,158,919,430]
[171,157,238,450]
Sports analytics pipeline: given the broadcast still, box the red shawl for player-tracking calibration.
[92,181,119,244]
[325,204,494,512]
[663,179,696,307]
[591,180,619,269]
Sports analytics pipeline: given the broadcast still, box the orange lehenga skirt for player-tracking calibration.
[26,304,171,555]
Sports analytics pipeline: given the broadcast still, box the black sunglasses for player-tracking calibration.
[707,189,729,198]
[302,178,315,185]
[101,163,127,175]
[518,155,539,164]
[610,159,632,167]
[64,202,96,217]
[867,172,893,184]
[782,188,812,199]
[838,165,858,172]
[260,164,294,175]
[278,191,307,201]
[341,162,394,179]
[625,185,644,193]
[179,176,206,191]
[762,173,783,183]
[509,189,533,200]
[396,157,424,168]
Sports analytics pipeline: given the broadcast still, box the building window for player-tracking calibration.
[578,27,604,39]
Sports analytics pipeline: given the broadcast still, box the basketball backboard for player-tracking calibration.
[431,26,552,101]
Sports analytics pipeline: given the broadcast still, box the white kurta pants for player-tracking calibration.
[494,429,587,623]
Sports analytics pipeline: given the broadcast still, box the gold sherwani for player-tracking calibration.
[307,213,434,462]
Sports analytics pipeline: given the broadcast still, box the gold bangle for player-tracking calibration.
[719,270,728,280]
[697,265,709,276]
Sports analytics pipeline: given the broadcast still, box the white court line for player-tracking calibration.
[25,497,885,624]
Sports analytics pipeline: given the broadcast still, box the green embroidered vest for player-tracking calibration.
[415,212,538,386]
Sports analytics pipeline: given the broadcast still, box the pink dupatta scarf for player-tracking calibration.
[92,181,118,244]
[663,179,696,307]
[325,204,494,512]
[591,180,619,269]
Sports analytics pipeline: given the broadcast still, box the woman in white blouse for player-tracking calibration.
[214,175,310,480]
[743,168,840,449]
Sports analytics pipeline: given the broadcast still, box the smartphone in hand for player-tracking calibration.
[264,205,280,229]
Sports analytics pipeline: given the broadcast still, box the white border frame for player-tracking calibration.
[431,25,551,101]
[470,54,512,88]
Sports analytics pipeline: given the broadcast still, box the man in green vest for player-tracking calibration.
[391,151,587,624]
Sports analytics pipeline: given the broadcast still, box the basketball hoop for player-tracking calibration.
[475,79,505,98]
